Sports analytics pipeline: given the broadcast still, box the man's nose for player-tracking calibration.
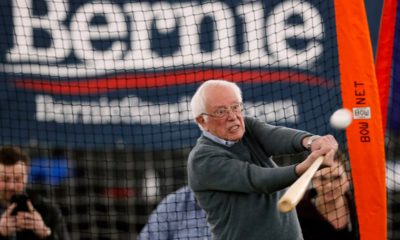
[326,180,336,188]
[226,109,237,119]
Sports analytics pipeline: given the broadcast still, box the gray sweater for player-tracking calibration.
[187,117,311,240]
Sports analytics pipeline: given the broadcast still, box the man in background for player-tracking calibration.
[297,154,359,240]
[139,185,210,240]
[0,146,70,240]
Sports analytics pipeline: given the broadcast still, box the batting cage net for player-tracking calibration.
[0,0,387,239]
[386,114,400,240]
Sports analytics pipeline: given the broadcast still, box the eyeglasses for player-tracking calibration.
[201,103,244,118]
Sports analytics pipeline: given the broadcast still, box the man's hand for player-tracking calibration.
[15,201,51,238]
[297,135,338,176]
[0,203,18,236]
[307,134,338,152]
[309,134,338,168]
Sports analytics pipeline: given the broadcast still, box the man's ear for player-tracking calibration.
[196,115,207,128]
[196,115,205,124]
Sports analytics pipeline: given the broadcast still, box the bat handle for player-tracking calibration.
[277,156,324,212]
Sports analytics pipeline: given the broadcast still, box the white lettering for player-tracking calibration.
[70,2,128,68]
[124,2,158,68]
[5,0,325,77]
[7,0,71,62]
[36,95,298,124]
[266,0,324,67]
[237,2,270,65]
[245,100,299,124]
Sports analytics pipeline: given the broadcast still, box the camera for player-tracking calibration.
[10,193,30,215]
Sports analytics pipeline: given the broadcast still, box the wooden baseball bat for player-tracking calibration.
[277,156,324,213]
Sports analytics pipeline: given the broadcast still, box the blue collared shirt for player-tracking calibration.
[202,131,237,147]
[139,186,211,240]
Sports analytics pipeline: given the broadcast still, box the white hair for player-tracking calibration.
[190,80,243,125]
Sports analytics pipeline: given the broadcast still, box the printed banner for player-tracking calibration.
[0,0,340,149]
[0,0,387,239]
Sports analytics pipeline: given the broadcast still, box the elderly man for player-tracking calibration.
[187,80,338,240]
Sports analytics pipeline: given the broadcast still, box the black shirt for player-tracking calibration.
[296,189,359,240]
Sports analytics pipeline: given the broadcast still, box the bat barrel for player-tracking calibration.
[277,199,295,213]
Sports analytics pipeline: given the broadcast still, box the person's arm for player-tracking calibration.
[47,209,69,240]
[246,117,338,175]
[188,144,299,194]
[37,201,70,240]
[245,117,311,154]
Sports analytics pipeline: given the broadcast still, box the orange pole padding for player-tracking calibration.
[334,0,387,240]
[375,0,398,131]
